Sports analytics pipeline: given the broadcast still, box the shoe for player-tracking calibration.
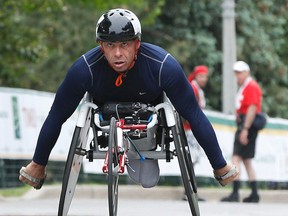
[243,194,260,203]
[221,192,239,202]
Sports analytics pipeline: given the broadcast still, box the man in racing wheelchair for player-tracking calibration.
[19,8,238,190]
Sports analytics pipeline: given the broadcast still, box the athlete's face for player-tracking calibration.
[235,70,249,86]
[100,40,140,73]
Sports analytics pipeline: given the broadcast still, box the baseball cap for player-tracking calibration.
[233,61,250,72]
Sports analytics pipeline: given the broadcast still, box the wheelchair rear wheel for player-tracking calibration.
[173,113,200,216]
[58,110,92,216]
[108,117,120,216]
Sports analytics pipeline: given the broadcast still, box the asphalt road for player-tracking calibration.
[1,185,287,216]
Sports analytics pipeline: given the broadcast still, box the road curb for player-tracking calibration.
[20,184,288,203]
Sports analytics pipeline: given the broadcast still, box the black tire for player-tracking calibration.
[173,113,200,216]
[108,117,119,216]
[58,110,92,216]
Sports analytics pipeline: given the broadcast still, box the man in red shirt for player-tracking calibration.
[221,61,263,203]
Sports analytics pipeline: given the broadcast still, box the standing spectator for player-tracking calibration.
[183,65,209,201]
[184,65,209,164]
[221,61,263,203]
[187,65,209,109]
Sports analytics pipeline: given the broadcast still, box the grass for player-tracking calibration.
[0,185,31,197]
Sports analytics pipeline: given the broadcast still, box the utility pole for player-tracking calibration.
[221,0,237,114]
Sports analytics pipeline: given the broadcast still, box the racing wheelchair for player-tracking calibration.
[57,92,200,216]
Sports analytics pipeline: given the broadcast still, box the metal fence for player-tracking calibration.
[0,159,67,188]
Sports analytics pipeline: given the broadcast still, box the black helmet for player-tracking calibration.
[96,8,141,42]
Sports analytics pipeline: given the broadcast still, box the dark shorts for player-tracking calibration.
[233,118,259,159]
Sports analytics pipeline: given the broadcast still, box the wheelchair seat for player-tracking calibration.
[97,101,160,188]
[98,101,158,151]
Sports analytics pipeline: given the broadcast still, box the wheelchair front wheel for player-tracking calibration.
[58,127,86,216]
[173,113,200,216]
[58,108,92,216]
[108,117,120,216]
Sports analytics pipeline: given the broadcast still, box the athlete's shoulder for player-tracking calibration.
[66,47,103,87]
[139,42,170,60]
[140,42,168,53]
[82,46,104,65]
[70,46,103,69]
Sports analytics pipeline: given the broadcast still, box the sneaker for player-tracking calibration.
[221,193,239,202]
[243,194,260,203]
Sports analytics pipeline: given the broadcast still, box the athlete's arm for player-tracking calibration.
[160,55,226,170]
[33,58,92,165]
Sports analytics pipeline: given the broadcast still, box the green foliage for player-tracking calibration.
[0,0,164,91]
[1,0,288,118]
[31,4,99,91]
[144,0,223,109]
[146,0,288,117]
[0,0,64,87]
[234,0,288,117]
[66,0,165,26]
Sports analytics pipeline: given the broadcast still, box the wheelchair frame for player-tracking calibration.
[57,93,200,216]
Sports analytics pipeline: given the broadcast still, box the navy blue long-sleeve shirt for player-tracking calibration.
[33,42,226,170]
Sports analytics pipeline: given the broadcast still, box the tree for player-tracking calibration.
[147,0,288,118]
[145,0,223,109]
[0,0,165,91]
[234,0,288,117]
[1,0,288,118]
[0,0,63,87]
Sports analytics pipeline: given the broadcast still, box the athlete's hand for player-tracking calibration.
[214,164,239,186]
[19,161,47,189]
